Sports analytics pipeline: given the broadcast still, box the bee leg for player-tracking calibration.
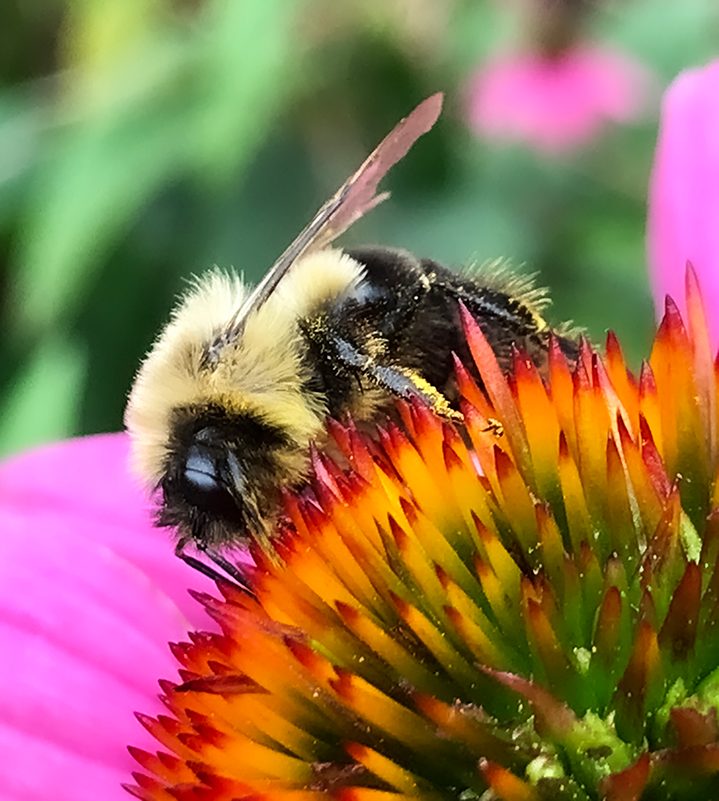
[333,337,461,421]
[204,547,253,591]
[175,537,252,592]
[175,538,226,582]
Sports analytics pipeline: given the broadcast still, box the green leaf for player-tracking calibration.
[188,0,298,181]
[10,0,298,338]
[0,336,86,457]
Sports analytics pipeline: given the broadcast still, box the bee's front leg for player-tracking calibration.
[175,536,253,592]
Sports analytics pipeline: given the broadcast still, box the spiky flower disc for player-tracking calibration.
[128,268,719,801]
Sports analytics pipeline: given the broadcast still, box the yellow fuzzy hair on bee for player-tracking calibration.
[125,249,366,489]
[122,93,577,585]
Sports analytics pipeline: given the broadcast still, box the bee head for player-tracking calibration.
[124,267,331,550]
[158,406,292,546]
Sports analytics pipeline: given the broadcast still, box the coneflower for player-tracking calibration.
[127,267,719,799]
[465,0,652,155]
[1,60,717,801]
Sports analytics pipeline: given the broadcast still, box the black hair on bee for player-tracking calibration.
[124,93,577,583]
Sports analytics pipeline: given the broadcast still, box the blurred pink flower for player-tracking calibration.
[0,433,213,801]
[647,60,719,346]
[467,44,650,155]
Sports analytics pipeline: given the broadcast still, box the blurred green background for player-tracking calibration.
[0,0,717,456]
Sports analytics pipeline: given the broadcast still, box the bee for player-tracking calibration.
[125,93,576,583]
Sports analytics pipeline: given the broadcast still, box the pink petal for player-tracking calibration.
[0,432,152,531]
[467,43,652,155]
[647,60,719,347]
[0,433,214,624]
[0,434,215,800]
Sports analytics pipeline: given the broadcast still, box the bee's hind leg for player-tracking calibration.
[332,337,462,421]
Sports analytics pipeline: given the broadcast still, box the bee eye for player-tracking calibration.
[179,445,241,519]
[184,448,219,490]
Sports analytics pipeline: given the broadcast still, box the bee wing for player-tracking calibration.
[230,93,443,328]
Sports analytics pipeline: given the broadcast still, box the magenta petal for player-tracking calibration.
[0,434,216,800]
[466,44,651,155]
[647,60,719,346]
[0,722,131,801]
[0,432,153,530]
[0,433,214,623]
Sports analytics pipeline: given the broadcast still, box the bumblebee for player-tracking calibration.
[124,94,576,582]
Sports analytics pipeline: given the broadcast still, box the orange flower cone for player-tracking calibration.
[127,266,719,800]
